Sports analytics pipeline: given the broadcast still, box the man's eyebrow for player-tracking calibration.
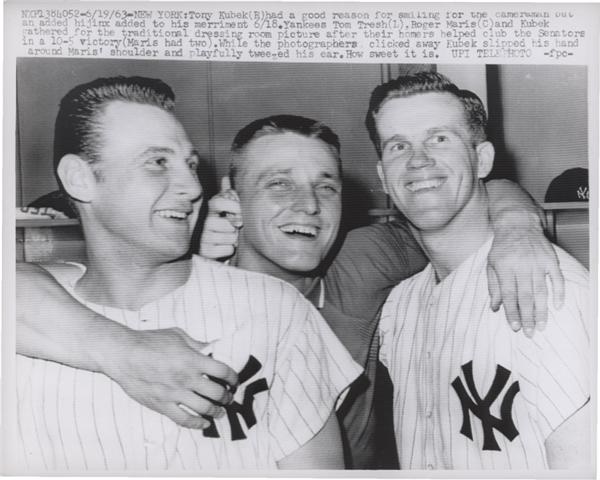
[138,146,175,157]
[320,172,341,182]
[427,125,457,134]
[256,168,293,183]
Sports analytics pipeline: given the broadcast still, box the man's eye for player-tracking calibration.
[431,135,449,144]
[267,179,292,190]
[147,157,167,168]
[389,143,407,153]
[318,184,339,194]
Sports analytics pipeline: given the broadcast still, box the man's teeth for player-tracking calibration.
[406,178,444,192]
[156,209,188,219]
[280,224,318,237]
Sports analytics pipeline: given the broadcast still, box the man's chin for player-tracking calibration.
[278,254,324,275]
[155,241,192,262]
[408,214,451,232]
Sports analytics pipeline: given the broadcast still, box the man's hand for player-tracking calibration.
[17,263,239,429]
[200,177,242,260]
[487,210,565,337]
[102,327,238,429]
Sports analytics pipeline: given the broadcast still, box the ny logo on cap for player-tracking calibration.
[577,186,589,200]
[451,361,520,451]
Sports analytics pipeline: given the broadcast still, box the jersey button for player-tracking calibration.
[426,410,432,418]
[427,463,434,470]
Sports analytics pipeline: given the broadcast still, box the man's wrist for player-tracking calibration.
[90,318,135,378]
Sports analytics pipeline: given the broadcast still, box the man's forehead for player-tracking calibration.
[242,133,339,170]
[99,100,179,129]
[256,165,340,179]
[376,92,466,129]
[245,131,333,151]
[98,101,191,147]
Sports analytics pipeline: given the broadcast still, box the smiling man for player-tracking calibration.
[374,72,590,469]
[17,90,563,470]
[199,114,563,469]
[13,77,361,472]
[229,116,342,291]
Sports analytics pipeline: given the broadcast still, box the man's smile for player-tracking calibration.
[405,177,446,193]
[278,223,320,239]
[154,208,193,220]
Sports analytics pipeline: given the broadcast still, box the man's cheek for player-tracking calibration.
[326,204,342,231]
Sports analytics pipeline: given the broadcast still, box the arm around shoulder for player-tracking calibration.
[16,261,123,371]
[16,261,238,429]
[326,222,426,320]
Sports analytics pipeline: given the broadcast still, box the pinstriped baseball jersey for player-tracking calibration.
[379,238,589,469]
[15,255,362,473]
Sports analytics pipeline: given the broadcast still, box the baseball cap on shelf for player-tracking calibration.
[27,189,78,218]
[544,168,589,202]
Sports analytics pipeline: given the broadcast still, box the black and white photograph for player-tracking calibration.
[4,2,597,477]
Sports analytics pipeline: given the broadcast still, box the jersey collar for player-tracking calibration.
[304,277,325,310]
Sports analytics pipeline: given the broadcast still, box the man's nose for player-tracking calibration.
[291,186,320,215]
[173,165,203,202]
[407,147,435,169]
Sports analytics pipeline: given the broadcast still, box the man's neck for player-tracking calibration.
[77,233,191,310]
[412,189,492,282]
[231,250,316,297]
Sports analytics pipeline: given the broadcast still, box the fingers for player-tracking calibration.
[200,244,235,259]
[194,375,235,406]
[164,328,239,390]
[500,276,521,333]
[200,216,239,259]
[532,273,548,332]
[181,336,239,389]
[204,230,239,245]
[204,215,237,234]
[547,255,565,310]
[199,358,239,389]
[207,196,243,230]
[220,176,232,192]
[488,264,522,332]
[208,197,242,218]
[163,403,210,430]
[179,389,228,418]
[208,181,242,230]
[516,278,535,338]
[487,264,502,312]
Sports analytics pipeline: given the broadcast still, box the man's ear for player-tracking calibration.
[56,154,96,203]
[376,161,389,195]
[475,141,495,179]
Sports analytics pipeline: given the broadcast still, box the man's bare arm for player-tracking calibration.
[277,413,344,469]
[486,179,565,335]
[17,262,238,428]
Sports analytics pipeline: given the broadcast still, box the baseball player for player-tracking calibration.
[12,77,361,472]
[373,72,590,469]
[17,88,564,469]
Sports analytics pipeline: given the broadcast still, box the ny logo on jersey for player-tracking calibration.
[451,361,520,451]
[203,355,268,441]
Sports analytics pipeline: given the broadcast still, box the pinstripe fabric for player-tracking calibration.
[379,239,589,469]
[15,255,361,473]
